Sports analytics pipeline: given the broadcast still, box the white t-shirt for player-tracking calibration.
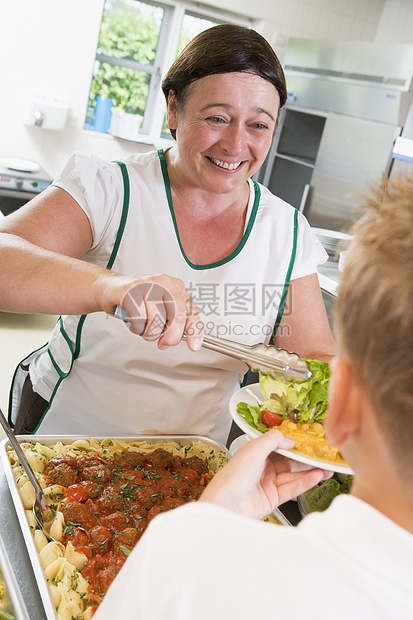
[29,150,327,440]
[95,495,413,620]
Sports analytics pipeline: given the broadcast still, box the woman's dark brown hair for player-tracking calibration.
[162,24,287,139]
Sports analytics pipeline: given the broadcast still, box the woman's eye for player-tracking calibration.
[251,123,268,130]
[207,116,226,124]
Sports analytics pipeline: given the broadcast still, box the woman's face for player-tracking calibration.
[167,72,280,195]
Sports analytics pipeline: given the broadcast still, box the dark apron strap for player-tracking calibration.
[272,207,299,338]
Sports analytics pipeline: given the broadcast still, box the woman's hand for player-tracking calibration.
[98,273,204,352]
[200,429,333,519]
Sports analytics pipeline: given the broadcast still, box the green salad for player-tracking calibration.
[299,473,353,514]
[237,358,330,433]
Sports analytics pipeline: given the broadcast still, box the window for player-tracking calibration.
[85,0,253,143]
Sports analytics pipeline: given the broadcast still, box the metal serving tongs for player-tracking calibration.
[183,332,311,382]
[113,306,311,382]
[0,407,56,542]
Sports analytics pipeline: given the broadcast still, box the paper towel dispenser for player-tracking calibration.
[24,96,70,131]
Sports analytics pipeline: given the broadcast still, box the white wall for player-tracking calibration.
[0,0,411,179]
[376,0,413,42]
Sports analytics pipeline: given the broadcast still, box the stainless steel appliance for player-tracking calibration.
[0,157,52,216]
[258,39,413,232]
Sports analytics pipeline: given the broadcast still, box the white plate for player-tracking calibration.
[229,434,250,455]
[0,157,40,173]
[230,384,353,475]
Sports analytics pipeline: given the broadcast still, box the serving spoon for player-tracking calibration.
[0,407,56,542]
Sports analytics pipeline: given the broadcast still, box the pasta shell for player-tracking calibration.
[49,511,65,542]
[64,542,88,570]
[72,439,96,451]
[25,449,47,473]
[34,442,56,460]
[16,473,29,488]
[56,590,83,620]
[7,449,20,467]
[83,607,95,620]
[43,485,67,503]
[33,529,49,553]
[47,582,62,608]
[40,543,65,572]
[52,442,66,455]
[20,480,35,509]
[25,509,36,530]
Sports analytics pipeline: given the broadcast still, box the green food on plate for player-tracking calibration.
[237,358,330,432]
[300,473,354,513]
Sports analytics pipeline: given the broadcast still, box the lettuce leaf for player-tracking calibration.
[300,478,341,512]
[300,473,353,513]
[236,401,268,433]
[236,359,330,434]
[259,358,330,422]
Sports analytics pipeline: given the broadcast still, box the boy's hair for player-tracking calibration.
[334,175,413,475]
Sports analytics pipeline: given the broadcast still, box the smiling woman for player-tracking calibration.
[163,72,281,263]
[0,24,335,444]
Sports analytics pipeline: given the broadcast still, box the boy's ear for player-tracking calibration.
[325,357,362,448]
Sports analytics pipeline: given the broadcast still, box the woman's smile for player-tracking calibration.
[207,157,243,171]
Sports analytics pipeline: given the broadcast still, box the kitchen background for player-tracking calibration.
[1,0,413,432]
[2,0,413,179]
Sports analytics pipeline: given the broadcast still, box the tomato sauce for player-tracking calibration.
[44,448,212,605]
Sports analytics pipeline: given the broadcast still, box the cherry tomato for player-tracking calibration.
[261,409,283,428]
[66,483,89,503]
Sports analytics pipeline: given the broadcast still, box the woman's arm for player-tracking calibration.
[274,273,336,363]
[0,186,101,313]
[0,187,203,350]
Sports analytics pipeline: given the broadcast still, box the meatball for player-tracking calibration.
[97,568,119,595]
[77,480,102,499]
[95,491,125,515]
[147,498,185,520]
[130,486,162,511]
[63,526,89,548]
[45,454,79,471]
[119,470,152,487]
[145,448,175,470]
[89,526,113,554]
[80,464,112,484]
[99,511,132,531]
[177,468,201,484]
[46,463,78,488]
[62,501,99,529]
[113,527,139,549]
[184,455,209,474]
[117,451,147,467]
[157,476,180,499]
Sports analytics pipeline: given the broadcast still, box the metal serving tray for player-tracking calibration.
[0,531,30,620]
[0,434,230,620]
